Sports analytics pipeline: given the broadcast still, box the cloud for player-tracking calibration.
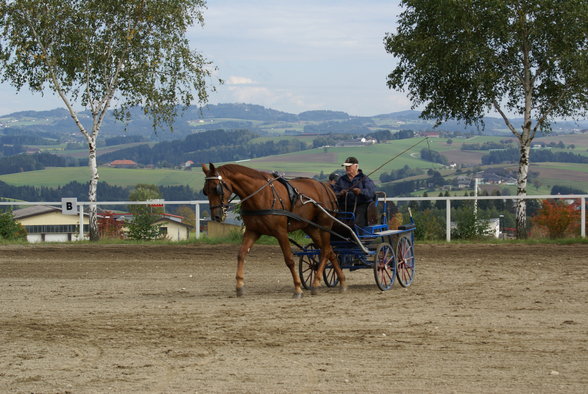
[226,76,255,85]
[189,1,411,115]
[195,0,401,59]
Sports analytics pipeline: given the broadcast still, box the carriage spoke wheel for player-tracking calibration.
[323,261,339,287]
[396,236,415,287]
[298,243,319,290]
[373,243,396,291]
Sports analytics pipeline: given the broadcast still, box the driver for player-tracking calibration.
[334,156,376,226]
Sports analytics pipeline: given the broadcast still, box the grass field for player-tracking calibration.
[2,135,587,195]
[0,138,442,188]
[0,167,203,188]
[245,140,444,179]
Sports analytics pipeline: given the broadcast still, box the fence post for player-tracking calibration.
[78,203,84,240]
[195,202,201,239]
[582,197,586,238]
[446,199,451,242]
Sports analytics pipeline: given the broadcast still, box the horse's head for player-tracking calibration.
[202,163,232,222]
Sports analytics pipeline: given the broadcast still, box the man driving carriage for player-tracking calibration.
[334,156,376,227]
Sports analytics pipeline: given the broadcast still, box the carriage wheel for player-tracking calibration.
[373,243,396,291]
[396,235,415,287]
[298,244,319,290]
[323,261,340,287]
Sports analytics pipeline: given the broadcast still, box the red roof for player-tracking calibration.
[110,160,138,165]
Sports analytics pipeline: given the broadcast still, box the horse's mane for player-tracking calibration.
[219,164,270,180]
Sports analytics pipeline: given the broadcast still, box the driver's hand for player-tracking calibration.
[338,190,348,197]
[352,188,361,195]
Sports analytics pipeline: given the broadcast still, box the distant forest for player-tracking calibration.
[482,148,588,164]
[97,129,310,166]
[0,152,83,175]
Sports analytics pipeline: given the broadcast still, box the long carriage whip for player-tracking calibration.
[366,137,430,178]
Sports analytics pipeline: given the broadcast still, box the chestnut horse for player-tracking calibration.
[202,163,346,298]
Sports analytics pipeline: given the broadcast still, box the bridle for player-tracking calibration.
[204,175,234,218]
[204,173,287,219]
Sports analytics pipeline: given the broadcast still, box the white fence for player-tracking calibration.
[2,194,586,242]
[386,194,586,241]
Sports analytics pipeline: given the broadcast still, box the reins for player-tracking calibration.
[205,173,283,209]
[206,167,369,253]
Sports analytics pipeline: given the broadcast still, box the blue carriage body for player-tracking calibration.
[293,194,417,291]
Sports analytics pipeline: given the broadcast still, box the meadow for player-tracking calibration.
[2,134,586,195]
[0,139,447,188]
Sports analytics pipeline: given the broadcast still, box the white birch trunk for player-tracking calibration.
[87,136,100,241]
[515,142,531,238]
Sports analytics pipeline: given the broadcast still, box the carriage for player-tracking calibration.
[293,192,416,291]
[202,163,416,297]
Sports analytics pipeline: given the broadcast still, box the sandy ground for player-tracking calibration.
[1,242,587,393]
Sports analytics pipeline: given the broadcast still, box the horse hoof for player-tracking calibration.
[292,292,303,299]
[236,288,245,297]
[340,285,348,293]
[310,287,319,296]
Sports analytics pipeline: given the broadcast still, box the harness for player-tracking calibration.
[205,171,369,253]
[272,172,299,207]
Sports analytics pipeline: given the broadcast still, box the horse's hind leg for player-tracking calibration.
[236,229,260,297]
[275,231,303,299]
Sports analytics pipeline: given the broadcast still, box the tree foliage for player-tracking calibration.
[0,0,215,127]
[0,0,217,240]
[482,147,588,165]
[127,183,163,240]
[379,165,424,183]
[0,210,27,240]
[420,148,448,165]
[532,199,581,239]
[385,0,587,237]
[385,0,587,126]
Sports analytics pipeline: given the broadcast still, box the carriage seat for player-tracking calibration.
[366,201,379,226]
[337,201,378,228]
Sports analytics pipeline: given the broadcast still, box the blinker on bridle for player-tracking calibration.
[204,175,224,196]
[204,175,234,212]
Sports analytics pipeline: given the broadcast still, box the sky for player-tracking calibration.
[0,0,410,117]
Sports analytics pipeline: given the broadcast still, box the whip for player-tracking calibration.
[366,137,430,178]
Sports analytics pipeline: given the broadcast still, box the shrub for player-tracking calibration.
[451,204,494,240]
[126,213,163,241]
[411,209,445,240]
[531,199,580,239]
[0,211,27,241]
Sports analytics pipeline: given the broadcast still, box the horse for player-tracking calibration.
[202,163,346,298]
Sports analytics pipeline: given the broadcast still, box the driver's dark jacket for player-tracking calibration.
[333,169,376,208]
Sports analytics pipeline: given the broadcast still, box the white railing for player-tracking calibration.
[2,194,586,242]
[384,194,587,241]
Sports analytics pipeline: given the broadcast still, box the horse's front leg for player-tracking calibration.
[275,231,303,299]
[236,229,260,297]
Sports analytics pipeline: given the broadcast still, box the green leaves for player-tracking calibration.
[0,0,217,130]
[0,210,27,241]
[385,0,587,128]
[127,183,164,240]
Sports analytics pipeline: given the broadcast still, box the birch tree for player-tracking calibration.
[0,0,216,240]
[385,0,587,237]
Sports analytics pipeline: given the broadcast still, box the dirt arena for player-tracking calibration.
[1,242,587,393]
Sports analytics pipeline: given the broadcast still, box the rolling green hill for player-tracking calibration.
[0,140,440,188]
[0,167,202,188]
[1,134,586,198]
